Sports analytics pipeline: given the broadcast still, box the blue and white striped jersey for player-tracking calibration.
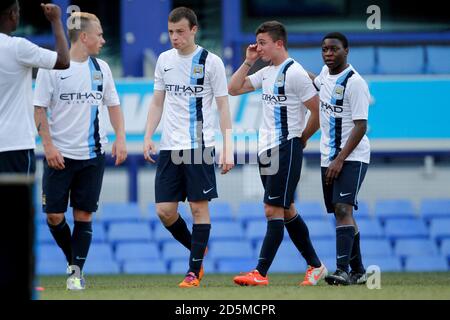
[154,46,228,151]
[248,58,317,155]
[33,57,120,160]
[314,64,371,167]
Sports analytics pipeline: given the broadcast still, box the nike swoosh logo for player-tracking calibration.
[203,188,214,194]
[75,256,86,260]
[268,196,280,200]
[61,75,72,80]
[263,78,268,81]
[337,255,347,259]
[340,192,352,197]
[313,269,325,281]
[253,278,267,283]
[164,68,173,72]
[192,258,203,262]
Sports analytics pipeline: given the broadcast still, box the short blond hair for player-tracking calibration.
[67,12,100,43]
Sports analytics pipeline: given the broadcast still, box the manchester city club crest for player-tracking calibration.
[275,73,285,87]
[192,64,204,79]
[333,84,345,100]
[92,70,103,85]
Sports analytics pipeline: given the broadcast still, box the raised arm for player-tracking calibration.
[143,90,166,163]
[41,3,70,69]
[228,44,259,96]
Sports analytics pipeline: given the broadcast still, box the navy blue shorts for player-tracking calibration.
[321,161,368,214]
[259,138,303,209]
[155,147,218,203]
[42,154,105,213]
[0,150,35,175]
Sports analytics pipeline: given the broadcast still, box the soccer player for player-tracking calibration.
[0,1,69,174]
[143,7,234,288]
[228,21,327,286]
[309,32,370,285]
[33,12,127,290]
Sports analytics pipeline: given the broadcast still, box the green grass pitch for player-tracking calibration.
[37,273,450,300]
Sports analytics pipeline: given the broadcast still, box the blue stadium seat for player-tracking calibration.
[440,239,450,258]
[394,239,438,257]
[290,48,324,74]
[83,259,121,274]
[216,258,255,273]
[107,222,152,243]
[311,239,335,259]
[296,201,327,220]
[92,222,107,243]
[349,47,376,75]
[429,218,450,242]
[374,199,417,222]
[236,202,265,226]
[426,46,450,74]
[98,203,143,223]
[123,261,167,274]
[377,46,425,74]
[36,244,66,264]
[246,220,268,242]
[270,257,307,273]
[162,242,190,261]
[361,239,393,257]
[209,240,253,259]
[36,224,54,243]
[36,260,67,276]
[357,219,384,238]
[364,257,403,272]
[169,260,216,274]
[153,224,176,243]
[305,220,335,239]
[88,243,114,262]
[209,202,235,221]
[355,200,372,219]
[115,242,160,262]
[421,199,450,221]
[405,256,448,272]
[210,221,244,240]
[384,219,429,240]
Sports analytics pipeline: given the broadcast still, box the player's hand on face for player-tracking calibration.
[325,158,344,185]
[44,144,65,170]
[246,44,260,64]
[112,138,127,166]
[144,138,157,164]
[219,148,234,175]
[41,3,62,22]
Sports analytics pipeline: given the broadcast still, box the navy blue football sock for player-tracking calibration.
[188,224,210,277]
[166,215,192,250]
[285,214,321,268]
[336,225,356,273]
[256,219,285,277]
[71,221,92,273]
[48,217,72,265]
[350,232,365,273]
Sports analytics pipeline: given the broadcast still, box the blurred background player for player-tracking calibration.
[228,21,327,287]
[33,12,127,291]
[0,1,69,174]
[309,32,371,285]
[143,7,234,288]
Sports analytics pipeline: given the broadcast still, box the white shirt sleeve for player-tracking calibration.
[33,69,54,108]
[15,37,57,69]
[292,70,317,103]
[248,68,264,90]
[313,74,321,91]
[348,78,370,120]
[102,62,121,107]
[154,54,165,91]
[209,56,228,97]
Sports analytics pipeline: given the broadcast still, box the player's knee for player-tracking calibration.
[334,203,353,223]
[156,205,177,224]
[189,203,208,220]
[47,214,65,226]
[264,204,284,220]
[73,210,92,222]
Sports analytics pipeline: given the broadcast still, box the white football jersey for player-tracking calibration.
[248,58,317,155]
[33,57,120,160]
[0,33,57,152]
[314,64,371,167]
[154,46,228,150]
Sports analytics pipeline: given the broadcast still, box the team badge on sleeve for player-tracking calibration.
[192,64,204,79]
